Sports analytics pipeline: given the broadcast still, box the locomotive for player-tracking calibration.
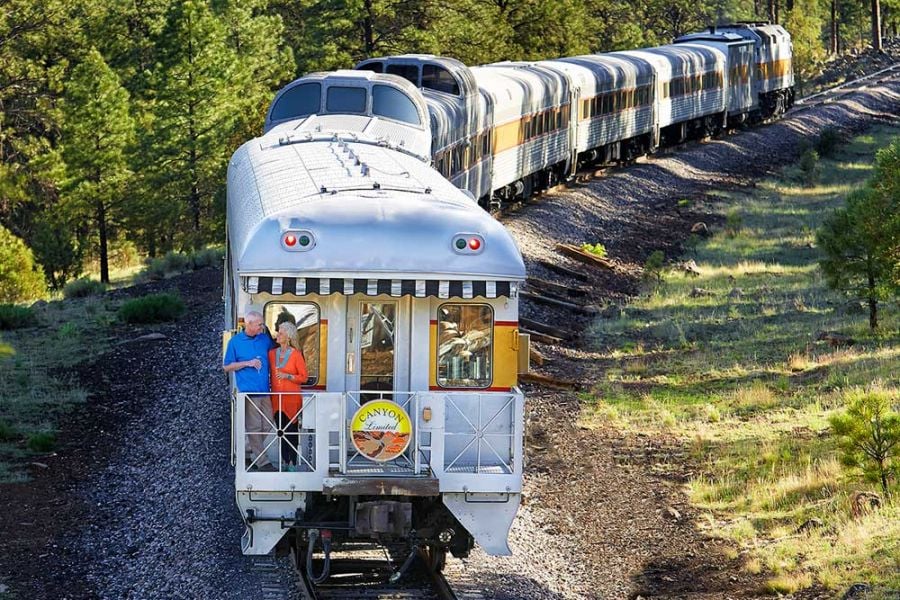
[224,22,794,580]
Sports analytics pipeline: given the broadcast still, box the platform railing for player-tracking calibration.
[240,392,317,473]
[234,389,524,491]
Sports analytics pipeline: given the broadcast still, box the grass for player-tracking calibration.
[580,124,900,596]
[0,294,117,482]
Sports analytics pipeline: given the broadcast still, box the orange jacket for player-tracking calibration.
[268,347,308,419]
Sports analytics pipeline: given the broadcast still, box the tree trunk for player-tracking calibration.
[97,200,109,284]
[868,270,878,330]
[768,0,776,23]
[871,0,883,51]
[831,0,839,54]
[879,459,889,496]
[363,0,374,55]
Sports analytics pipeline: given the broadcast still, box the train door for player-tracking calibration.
[345,295,411,396]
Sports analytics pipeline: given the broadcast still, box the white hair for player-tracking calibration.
[245,310,263,324]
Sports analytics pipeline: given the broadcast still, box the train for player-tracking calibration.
[224,22,793,581]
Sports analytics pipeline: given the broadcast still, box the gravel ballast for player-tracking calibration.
[0,77,897,599]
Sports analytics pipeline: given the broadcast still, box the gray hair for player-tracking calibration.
[278,321,303,352]
[278,321,298,339]
[245,310,263,324]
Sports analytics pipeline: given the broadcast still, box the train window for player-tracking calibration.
[270,83,321,122]
[263,302,321,386]
[582,99,591,119]
[387,64,419,85]
[372,85,421,126]
[359,302,396,393]
[422,65,460,95]
[325,86,367,113]
[437,304,493,388]
[357,61,383,73]
[483,131,491,157]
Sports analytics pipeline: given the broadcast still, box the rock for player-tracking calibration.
[681,260,702,277]
[29,462,49,469]
[690,287,715,298]
[690,222,709,236]
[124,333,169,344]
[842,583,871,599]
[816,330,856,347]
[30,299,49,310]
[796,517,824,533]
[666,506,681,521]
[728,287,743,299]
[851,491,881,518]
[600,304,621,319]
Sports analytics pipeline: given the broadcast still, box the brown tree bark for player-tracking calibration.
[363,0,375,55]
[831,0,838,54]
[871,0,883,52]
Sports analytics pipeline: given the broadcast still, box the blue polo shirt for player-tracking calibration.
[224,331,276,393]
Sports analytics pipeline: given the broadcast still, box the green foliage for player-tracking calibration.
[0,420,16,442]
[643,250,666,287]
[63,277,107,299]
[829,386,900,496]
[30,214,84,290]
[581,242,607,258]
[26,431,56,453]
[799,148,820,186]
[118,293,186,324]
[725,210,743,237]
[144,0,242,250]
[817,186,898,329]
[0,305,37,330]
[816,128,842,158]
[139,247,224,280]
[783,0,826,94]
[0,224,47,303]
[162,250,190,273]
[188,247,224,269]
[61,47,137,285]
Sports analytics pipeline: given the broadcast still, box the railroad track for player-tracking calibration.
[791,61,900,112]
[291,542,487,600]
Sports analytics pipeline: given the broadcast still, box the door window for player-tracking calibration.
[359,302,396,392]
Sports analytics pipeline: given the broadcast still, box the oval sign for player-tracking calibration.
[350,400,412,462]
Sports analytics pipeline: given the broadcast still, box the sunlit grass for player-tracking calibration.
[581,123,900,592]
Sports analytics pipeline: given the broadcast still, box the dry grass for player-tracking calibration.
[584,124,900,593]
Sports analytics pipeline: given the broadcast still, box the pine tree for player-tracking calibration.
[61,47,135,284]
[146,0,239,249]
[218,0,295,142]
[784,0,826,95]
[817,187,897,330]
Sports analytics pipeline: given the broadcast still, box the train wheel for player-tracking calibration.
[421,545,447,573]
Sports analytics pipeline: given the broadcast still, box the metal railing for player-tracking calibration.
[234,389,523,481]
[240,392,317,473]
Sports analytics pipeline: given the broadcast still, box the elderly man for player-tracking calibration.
[224,310,277,471]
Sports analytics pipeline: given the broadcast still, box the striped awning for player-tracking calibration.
[242,276,517,299]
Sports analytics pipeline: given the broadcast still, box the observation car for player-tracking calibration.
[354,22,794,209]
[226,70,529,577]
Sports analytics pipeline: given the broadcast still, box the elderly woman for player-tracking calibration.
[268,321,308,470]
